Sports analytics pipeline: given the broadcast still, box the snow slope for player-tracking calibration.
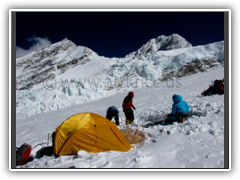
[16,66,225,169]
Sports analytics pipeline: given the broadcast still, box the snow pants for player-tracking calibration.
[124,108,134,122]
[166,113,189,123]
[106,114,119,125]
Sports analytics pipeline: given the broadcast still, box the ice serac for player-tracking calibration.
[125,34,192,59]
[16,38,98,90]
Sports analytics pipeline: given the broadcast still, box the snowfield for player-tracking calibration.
[16,66,225,169]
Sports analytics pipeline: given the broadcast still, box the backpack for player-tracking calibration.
[219,83,224,91]
[16,143,32,166]
[214,80,221,86]
[215,79,224,90]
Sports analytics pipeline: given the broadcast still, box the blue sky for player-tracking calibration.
[16,11,224,58]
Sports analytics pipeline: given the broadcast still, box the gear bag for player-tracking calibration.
[16,143,32,166]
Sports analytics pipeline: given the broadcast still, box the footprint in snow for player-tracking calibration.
[209,129,215,135]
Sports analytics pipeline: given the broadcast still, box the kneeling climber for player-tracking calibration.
[165,94,189,124]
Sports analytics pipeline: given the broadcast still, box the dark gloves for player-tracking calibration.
[133,106,136,110]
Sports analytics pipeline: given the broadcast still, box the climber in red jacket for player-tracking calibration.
[122,91,135,125]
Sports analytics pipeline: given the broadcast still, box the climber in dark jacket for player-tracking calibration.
[106,106,119,125]
[201,79,224,96]
[165,94,189,123]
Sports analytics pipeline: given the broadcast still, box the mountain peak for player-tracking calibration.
[16,38,98,90]
[160,33,191,49]
[125,34,192,59]
[62,38,69,41]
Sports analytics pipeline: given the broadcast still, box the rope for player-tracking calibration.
[32,142,47,149]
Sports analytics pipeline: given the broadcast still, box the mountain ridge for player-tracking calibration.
[16,38,98,90]
[16,35,224,91]
[15,34,224,118]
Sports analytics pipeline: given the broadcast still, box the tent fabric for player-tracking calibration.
[52,112,132,155]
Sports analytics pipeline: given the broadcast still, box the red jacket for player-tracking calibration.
[122,91,135,111]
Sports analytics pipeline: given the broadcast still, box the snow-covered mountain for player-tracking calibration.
[16,38,98,90]
[125,34,192,59]
[16,34,224,119]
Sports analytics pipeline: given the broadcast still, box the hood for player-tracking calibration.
[172,94,182,104]
[128,91,134,98]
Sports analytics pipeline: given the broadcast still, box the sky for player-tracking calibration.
[16,11,225,58]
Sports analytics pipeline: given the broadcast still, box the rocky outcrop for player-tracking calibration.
[161,58,223,81]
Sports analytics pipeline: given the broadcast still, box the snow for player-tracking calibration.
[16,66,225,169]
[14,35,226,170]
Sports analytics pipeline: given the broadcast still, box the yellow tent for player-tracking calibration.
[52,112,132,155]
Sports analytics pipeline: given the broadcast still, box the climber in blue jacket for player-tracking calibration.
[106,106,120,125]
[166,94,189,122]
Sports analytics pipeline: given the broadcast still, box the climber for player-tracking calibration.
[164,94,189,124]
[122,91,136,125]
[201,79,224,96]
[106,106,120,125]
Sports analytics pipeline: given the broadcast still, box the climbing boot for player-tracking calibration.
[179,117,183,123]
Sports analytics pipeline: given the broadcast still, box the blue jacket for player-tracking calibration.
[106,106,119,120]
[167,94,189,120]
